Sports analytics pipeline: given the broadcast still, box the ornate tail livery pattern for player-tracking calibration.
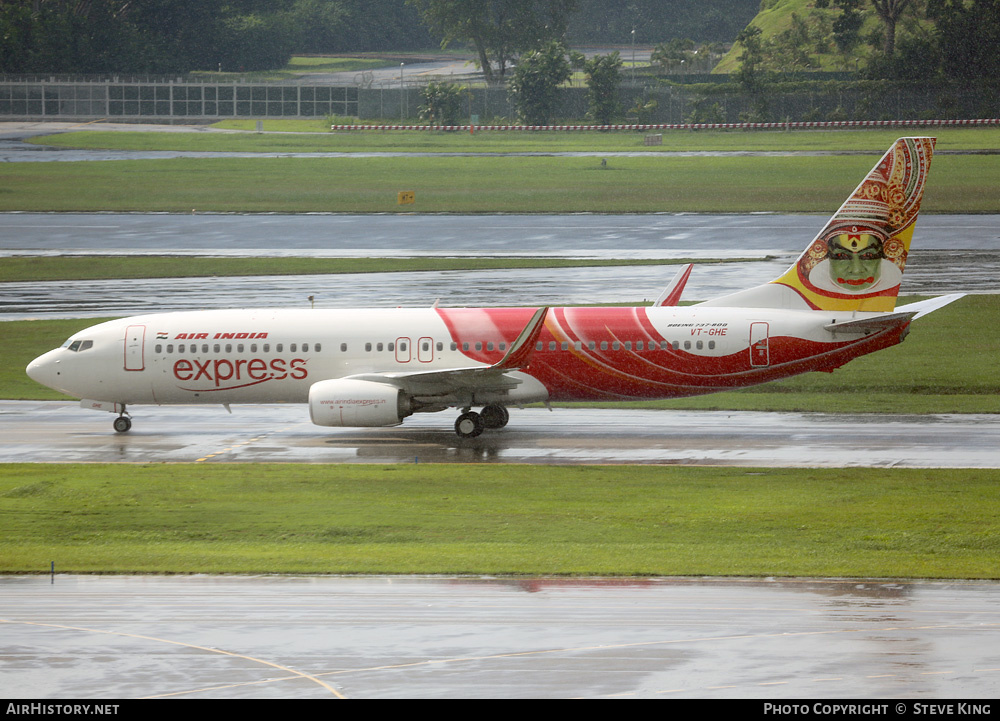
[772,137,935,312]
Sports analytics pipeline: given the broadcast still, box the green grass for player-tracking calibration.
[0,255,732,284]
[2,463,998,577]
[1,153,997,213]
[6,296,998,412]
[30,126,1000,153]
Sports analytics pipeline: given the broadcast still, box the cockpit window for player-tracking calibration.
[65,340,93,352]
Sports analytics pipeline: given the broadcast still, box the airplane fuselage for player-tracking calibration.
[29,305,906,409]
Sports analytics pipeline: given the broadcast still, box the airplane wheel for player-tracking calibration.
[455,411,484,439]
[480,404,509,429]
[113,416,132,433]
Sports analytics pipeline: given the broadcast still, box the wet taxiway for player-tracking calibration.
[3,574,999,699]
[3,402,999,467]
[1,213,996,318]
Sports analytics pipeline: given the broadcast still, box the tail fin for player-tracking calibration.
[701,137,935,312]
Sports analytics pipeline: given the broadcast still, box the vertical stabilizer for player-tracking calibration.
[701,137,935,312]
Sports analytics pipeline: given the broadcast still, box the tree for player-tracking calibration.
[735,25,769,121]
[408,0,578,85]
[928,0,1000,82]
[419,81,467,124]
[508,40,570,124]
[583,51,621,125]
[817,0,916,58]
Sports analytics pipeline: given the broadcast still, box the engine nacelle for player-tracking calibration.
[308,379,411,427]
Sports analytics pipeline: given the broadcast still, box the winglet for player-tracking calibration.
[654,263,693,306]
[491,306,548,371]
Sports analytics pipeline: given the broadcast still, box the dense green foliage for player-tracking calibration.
[508,41,572,124]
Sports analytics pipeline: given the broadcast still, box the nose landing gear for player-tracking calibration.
[112,407,132,433]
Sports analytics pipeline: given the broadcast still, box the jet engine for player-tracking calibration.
[308,379,412,427]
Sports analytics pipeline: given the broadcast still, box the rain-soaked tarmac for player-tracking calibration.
[3,574,999,699]
[1,213,997,318]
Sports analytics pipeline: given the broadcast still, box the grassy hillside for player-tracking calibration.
[713,0,928,73]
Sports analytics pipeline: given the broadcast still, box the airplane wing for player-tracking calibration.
[346,306,549,397]
[653,263,693,306]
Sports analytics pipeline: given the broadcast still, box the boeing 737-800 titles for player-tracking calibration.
[27,137,962,438]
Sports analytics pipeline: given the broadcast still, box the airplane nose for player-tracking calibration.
[26,350,61,389]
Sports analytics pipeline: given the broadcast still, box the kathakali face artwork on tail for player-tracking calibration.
[772,137,935,312]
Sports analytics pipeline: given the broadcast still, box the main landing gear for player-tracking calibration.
[454,404,509,438]
[112,407,132,433]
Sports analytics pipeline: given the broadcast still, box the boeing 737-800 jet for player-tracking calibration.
[27,137,962,438]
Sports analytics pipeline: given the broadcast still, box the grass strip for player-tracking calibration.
[0,255,731,284]
[0,154,997,213]
[30,126,1000,154]
[2,463,998,577]
[5,296,998,412]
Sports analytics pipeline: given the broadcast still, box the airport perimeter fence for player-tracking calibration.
[1,78,997,125]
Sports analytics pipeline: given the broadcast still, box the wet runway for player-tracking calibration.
[4,402,999,467]
[3,574,999,699]
[1,213,996,318]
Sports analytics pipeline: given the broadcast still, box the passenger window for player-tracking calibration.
[588,341,596,350]
[561,342,568,350]
[179,344,185,353]
[155,344,162,354]
[237,344,244,353]
[250,344,257,353]
[450,342,457,351]
[263,344,269,353]
[548,341,556,351]
[425,342,432,352]
[365,343,372,352]
[302,343,309,352]
[202,344,209,353]
[225,344,232,353]
[214,344,221,353]
[475,342,482,351]
[636,341,644,351]
[684,341,691,350]
[486,342,493,351]
[671,341,679,350]
[600,341,608,350]
[612,341,620,350]
[276,344,283,352]
[536,342,543,350]
[624,342,632,350]
[315,343,321,352]
[437,342,444,351]
[378,343,384,352]
[696,340,703,350]
[498,342,506,351]
[167,344,174,354]
[463,342,469,351]
[388,342,394,351]
[341,343,348,352]
[708,341,716,349]
[290,343,297,352]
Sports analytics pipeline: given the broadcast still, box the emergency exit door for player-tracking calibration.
[749,322,769,367]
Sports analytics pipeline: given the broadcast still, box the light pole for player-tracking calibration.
[400,63,404,120]
[631,29,635,85]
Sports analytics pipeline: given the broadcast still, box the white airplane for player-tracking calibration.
[27,137,962,438]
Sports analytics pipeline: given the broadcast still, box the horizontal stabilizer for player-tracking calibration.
[824,312,915,334]
[895,293,965,320]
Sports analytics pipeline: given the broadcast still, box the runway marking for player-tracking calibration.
[0,618,346,699]
[195,424,303,462]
